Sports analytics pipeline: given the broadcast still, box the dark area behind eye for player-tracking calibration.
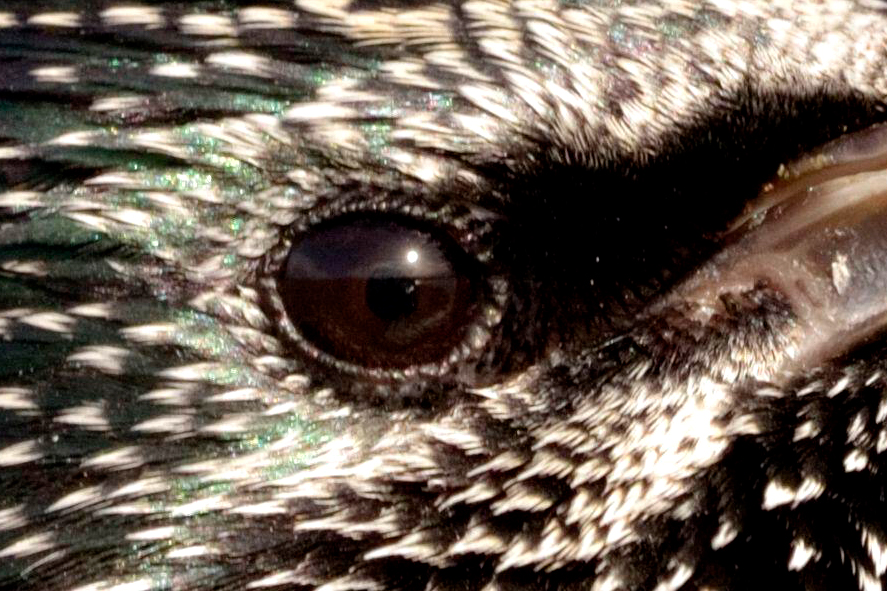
[468,89,887,358]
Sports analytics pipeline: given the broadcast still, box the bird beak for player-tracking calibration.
[663,123,887,382]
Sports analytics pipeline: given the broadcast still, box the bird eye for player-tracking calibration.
[275,216,480,370]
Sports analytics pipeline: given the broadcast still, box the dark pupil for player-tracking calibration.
[366,276,418,321]
[278,217,476,368]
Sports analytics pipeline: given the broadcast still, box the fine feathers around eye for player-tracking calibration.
[2,1,887,590]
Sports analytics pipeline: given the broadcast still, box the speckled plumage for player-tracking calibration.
[2,1,887,590]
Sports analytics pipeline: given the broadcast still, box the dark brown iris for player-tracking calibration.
[278,217,477,368]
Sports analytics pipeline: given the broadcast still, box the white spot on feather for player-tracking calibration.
[67,346,130,375]
[652,563,694,591]
[0,505,26,531]
[168,545,217,559]
[877,397,887,424]
[21,312,75,334]
[56,403,111,431]
[711,520,738,549]
[90,95,147,112]
[109,477,170,500]
[140,385,196,406]
[848,411,867,444]
[65,212,114,234]
[285,102,359,122]
[862,526,887,576]
[762,479,796,509]
[202,415,252,434]
[0,261,48,276]
[82,446,144,471]
[30,66,77,83]
[207,52,273,77]
[795,476,825,504]
[132,414,194,434]
[0,12,18,28]
[362,531,436,562]
[101,6,164,27]
[104,208,154,229]
[459,83,520,125]
[47,131,98,147]
[126,526,176,541]
[151,62,200,78]
[28,12,80,27]
[0,532,54,558]
[793,420,818,441]
[122,323,177,345]
[67,303,115,319]
[205,388,262,403]
[827,375,851,397]
[169,495,232,517]
[0,440,41,466]
[0,191,43,208]
[246,571,297,589]
[179,13,235,36]
[70,579,153,591]
[157,362,218,381]
[446,523,507,556]
[844,448,868,472]
[788,538,816,570]
[46,486,103,513]
[0,387,36,411]
[858,568,881,591]
[230,501,288,516]
[238,7,297,29]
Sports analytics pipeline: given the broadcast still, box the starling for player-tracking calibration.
[2,1,887,590]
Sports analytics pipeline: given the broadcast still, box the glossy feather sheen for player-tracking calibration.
[1,1,887,591]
